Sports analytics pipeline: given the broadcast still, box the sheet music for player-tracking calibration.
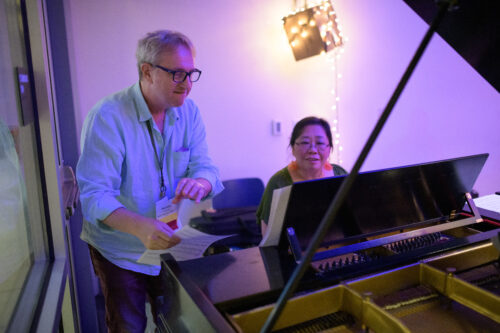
[474,194,500,213]
[259,185,292,247]
[138,225,234,266]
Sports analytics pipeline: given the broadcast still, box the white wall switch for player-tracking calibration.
[272,120,282,136]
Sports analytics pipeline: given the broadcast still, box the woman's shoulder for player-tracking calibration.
[331,163,348,176]
[267,166,293,188]
[267,167,292,188]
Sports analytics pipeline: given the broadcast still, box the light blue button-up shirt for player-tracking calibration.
[77,82,223,275]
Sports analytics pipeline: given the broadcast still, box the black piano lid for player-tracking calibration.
[403,0,500,93]
[280,153,489,250]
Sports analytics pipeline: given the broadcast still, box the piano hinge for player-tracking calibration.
[465,192,483,223]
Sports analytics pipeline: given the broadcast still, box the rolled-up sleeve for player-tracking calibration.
[76,105,125,224]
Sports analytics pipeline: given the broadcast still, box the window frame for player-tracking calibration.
[6,0,71,331]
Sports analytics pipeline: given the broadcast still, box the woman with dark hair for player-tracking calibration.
[256,116,347,233]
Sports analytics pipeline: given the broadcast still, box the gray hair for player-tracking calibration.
[136,30,195,79]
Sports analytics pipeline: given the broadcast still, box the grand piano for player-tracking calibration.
[158,154,500,332]
[158,1,500,331]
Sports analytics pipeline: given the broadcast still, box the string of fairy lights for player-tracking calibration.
[284,0,346,165]
[327,45,345,165]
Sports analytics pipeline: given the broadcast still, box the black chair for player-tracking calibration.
[212,177,265,209]
[191,178,265,252]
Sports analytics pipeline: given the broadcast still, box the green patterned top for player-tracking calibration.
[256,164,347,225]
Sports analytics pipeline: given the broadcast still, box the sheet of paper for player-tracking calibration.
[137,225,234,266]
[259,185,292,247]
[474,194,500,213]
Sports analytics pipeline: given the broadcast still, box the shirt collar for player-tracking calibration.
[133,82,180,124]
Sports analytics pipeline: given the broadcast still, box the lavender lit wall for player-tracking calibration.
[64,0,499,196]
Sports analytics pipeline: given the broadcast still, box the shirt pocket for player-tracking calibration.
[173,150,190,178]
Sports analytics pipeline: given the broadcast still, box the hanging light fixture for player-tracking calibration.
[283,0,343,61]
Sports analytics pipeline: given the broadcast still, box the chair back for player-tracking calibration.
[212,178,265,209]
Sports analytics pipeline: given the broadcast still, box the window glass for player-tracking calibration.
[0,0,49,329]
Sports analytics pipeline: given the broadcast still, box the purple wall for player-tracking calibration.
[65,0,499,196]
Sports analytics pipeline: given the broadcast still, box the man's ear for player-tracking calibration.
[141,63,153,82]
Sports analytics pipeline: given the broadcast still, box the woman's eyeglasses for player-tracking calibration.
[294,141,330,151]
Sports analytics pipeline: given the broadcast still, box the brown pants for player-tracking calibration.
[88,245,165,333]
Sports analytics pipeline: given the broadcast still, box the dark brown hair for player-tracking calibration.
[289,116,333,147]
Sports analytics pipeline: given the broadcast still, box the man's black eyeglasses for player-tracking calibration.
[153,64,202,83]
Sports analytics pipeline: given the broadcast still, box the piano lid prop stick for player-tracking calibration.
[260,1,457,332]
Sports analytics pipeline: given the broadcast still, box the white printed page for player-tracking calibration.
[259,185,292,247]
[474,194,500,213]
[138,225,234,266]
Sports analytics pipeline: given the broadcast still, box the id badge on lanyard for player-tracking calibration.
[146,121,168,199]
[147,120,179,229]
[155,196,180,231]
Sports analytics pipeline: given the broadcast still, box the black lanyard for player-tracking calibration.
[146,121,166,198]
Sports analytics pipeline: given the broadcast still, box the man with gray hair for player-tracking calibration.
[77,30,223,331]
